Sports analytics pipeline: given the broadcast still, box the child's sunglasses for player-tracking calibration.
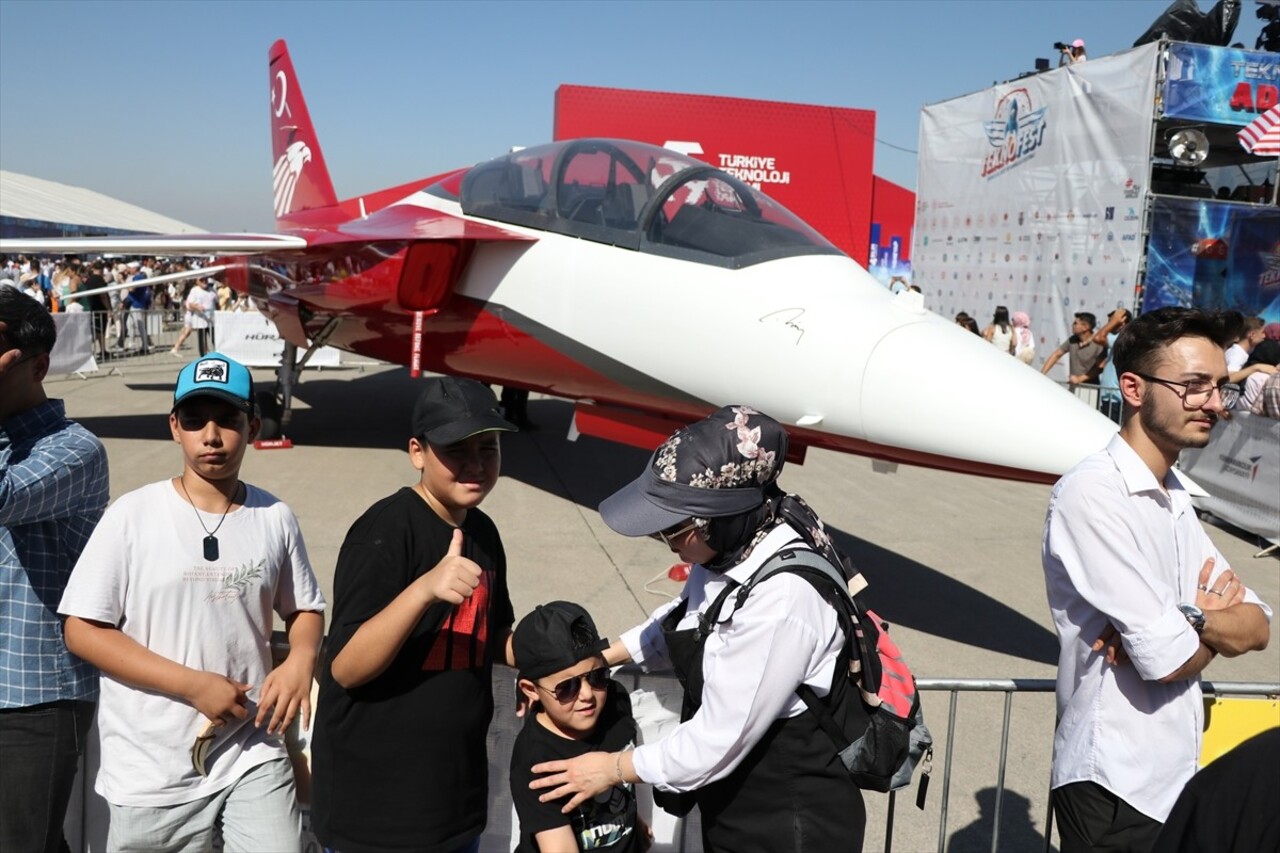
[537,666,610,703]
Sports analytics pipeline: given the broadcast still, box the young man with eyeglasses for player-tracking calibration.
[312,377,519,853]
[1042,306,1271,852]
[510,601,646,853]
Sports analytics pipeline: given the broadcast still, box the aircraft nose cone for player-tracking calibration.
[859,317,1117,479]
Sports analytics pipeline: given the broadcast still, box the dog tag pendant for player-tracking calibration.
[203,535,219,562]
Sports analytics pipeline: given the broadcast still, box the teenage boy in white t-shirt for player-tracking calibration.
[59,352,326,852]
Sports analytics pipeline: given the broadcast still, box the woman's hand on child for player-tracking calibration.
[185,671,251,725]
[530,751,616,813]
[418,529,483,606]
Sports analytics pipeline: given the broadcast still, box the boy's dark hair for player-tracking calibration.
[0,286,56,353]
[1112,307,1222,379]
[1075,311,1097,331]
[1214,310,1245,344]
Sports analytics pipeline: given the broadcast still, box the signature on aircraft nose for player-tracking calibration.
[758,307,806,345]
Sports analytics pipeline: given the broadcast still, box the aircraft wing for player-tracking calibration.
[0,206,535,256]
[0,233,308,255]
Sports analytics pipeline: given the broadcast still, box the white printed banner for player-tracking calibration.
[914,42,1160,375]
[1180,413,1280,546]
[50,312,98,375]
[214,311,341,368]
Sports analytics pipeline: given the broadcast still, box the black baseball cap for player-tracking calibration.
[411,376,517,445]
[513,601,609,681]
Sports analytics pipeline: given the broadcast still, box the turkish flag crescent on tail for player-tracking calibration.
[1237,106,1280,157]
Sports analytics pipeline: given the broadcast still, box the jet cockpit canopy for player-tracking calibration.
[435,138,841,269]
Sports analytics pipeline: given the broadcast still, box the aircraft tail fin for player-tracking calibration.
[268,40,338,222]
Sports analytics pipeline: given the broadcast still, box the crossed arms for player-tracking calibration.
[1046,485,1269,684]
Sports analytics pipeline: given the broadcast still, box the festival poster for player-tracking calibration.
[914,43,1159,358]
[1141,196,1280,322]
[1162,44,1280,126]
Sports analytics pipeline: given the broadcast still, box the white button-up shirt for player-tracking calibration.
[1043,433,1272,821]
[622,524,844,793]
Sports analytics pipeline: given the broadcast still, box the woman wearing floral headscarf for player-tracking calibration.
[529,405,866,852]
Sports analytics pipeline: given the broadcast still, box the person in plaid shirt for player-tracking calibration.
[0,286,110,853]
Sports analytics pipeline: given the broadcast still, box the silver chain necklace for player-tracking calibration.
[178,478,239,561]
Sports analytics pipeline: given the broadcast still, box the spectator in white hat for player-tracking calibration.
[20,272,45,307]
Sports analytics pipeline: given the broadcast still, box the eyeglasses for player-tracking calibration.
[537,666,610,704]
[1134,373,1240,409]
[648,519,700,547]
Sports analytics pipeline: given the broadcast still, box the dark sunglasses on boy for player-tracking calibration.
[537,666,610,704]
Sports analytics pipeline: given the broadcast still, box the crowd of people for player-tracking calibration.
[0,254,250,359]
[3,277,1277,853]
[951,304,1280,421]
[953,306,1037,365]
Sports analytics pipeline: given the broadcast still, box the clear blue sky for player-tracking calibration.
[1,1,1271,232]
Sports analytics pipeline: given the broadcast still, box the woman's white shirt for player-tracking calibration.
[621,524,845,792]
[186,286,217,330]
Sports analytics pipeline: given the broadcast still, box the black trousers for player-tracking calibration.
[0,699,96,853]
[1053,781,1163,853]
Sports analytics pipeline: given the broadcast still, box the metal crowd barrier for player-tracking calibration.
[915,677,1280,853]
[85,308,190,360]
[64,653,1278,853]
[1054,380,1124,424]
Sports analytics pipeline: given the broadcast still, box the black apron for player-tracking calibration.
[654,581,867,853]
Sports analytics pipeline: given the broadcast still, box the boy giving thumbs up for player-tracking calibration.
[312,377,520,853]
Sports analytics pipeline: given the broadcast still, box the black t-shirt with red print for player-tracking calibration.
[312,487,514,853]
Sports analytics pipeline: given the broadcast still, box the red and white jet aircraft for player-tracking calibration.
[2,40,1117,482]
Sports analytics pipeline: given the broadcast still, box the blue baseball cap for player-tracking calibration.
[173,353,254,415]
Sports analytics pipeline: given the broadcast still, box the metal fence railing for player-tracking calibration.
[1055,381,1122,423]
[64,646,1278,852]
[84,308,198,360]
[915,677,1280,853]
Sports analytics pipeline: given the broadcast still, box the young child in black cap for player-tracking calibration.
[312,376,520,853]
[511,602,646,853]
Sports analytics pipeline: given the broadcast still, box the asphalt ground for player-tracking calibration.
[49,357,1280,852]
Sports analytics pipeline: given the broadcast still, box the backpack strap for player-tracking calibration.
[696,575,743,642]
[724,549,887,752]
[733,548,881,691]
[735,548,852,607]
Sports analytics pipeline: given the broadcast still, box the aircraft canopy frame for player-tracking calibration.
[445,138,841,269]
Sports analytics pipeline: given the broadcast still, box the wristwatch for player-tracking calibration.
[1178,603,1205,634]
